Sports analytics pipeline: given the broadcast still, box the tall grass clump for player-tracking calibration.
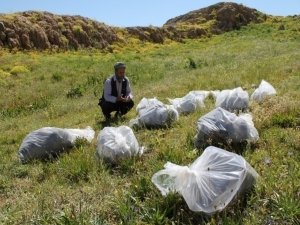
[10,65,30,75]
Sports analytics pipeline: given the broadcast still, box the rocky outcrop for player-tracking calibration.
[0,22,5,32]
[30,24,51,49]
[125,2,265,43]
[0,2,266,50]
[126,26,165,43]
[164,2,265,35]
[0,11,119,50]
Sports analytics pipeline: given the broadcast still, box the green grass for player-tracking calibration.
[0,17,300,224]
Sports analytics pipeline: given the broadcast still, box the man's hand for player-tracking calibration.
[117,96,131,102]
[125,96,131,102]
[117,96,125,102]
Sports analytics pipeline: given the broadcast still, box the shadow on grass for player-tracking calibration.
[195,137,258,155]
[98,156,141,178]
[95,115,130,130]
[20,139,91,165]
[148,187,257,224]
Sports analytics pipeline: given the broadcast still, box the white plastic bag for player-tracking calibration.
[215,87,249,111]
[136,97,164,114]
[130,98,179,128]
[195,107,259,148]
[152,146,258,214]
[18,126,95,163]
[168,91,209,114]
[96,126,144,163]
[210,90,220,99]
[251,80,276,102]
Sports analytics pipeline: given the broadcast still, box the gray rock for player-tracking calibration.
[8,37,20,48]
[29,25,50,49]
[0,31,6,41]
[0,22,5,32]
[20,33,31,49]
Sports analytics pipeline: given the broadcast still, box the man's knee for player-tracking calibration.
[125,100,134,112]
[119,100,134,114]
[128,100,134,109]
[100,100,116,113]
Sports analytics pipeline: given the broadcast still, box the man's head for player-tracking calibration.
[114,62,126,81]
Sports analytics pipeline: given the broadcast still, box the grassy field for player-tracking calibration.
[0,17,300,224]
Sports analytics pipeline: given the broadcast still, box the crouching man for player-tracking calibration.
[99,62,134,120]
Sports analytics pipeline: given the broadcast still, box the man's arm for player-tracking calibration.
[103,79,117,103]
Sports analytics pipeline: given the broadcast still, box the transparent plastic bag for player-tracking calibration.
[152,146,259,214]
[130,98,179,128]
[210,90,221,99]
[168,91,209,114]
[251,80,276,102]
[195,107,258,148]
[215,87,249,111]
[136,97,164,114]
[96,126,144,163]
[18,126,95,163]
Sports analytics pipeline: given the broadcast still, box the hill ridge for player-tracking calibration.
[0,2,266,51]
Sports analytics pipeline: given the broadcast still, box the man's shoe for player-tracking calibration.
[104,114,111,121]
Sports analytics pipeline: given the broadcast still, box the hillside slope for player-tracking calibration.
[0,2,266,50]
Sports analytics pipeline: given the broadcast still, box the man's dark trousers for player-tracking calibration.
[100,99,134,119]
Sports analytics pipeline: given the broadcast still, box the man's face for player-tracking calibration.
[115,68,125,80]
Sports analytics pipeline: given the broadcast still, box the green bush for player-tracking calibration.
[72,25,83,33]
[85,75,102,86]
[66,85,84,98]
[272,114,298,128]
[10,65,30,75]
[51,73,63,82]
[185,57,197,69]
[31,96,50,111]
